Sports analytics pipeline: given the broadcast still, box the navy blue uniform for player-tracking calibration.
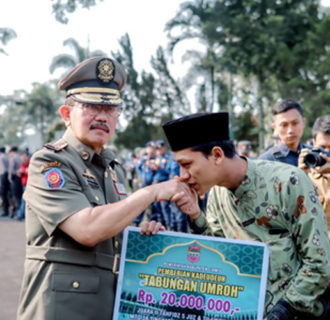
[259,141,309,167]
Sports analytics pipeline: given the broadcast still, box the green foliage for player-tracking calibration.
[51,0,103,24]
[0,28,17,55]
[24,81,63,142]
[111,34,191,149]
[167,0,330,148]
[45,119,67,142]
[115,113,156,149]
[2,0,330,152]
[233,110,259,147]
[49,38,106,76]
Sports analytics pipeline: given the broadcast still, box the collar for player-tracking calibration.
[63,128,116,165]
[278,141,305,156]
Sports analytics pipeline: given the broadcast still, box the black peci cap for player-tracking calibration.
[162,112,230,151]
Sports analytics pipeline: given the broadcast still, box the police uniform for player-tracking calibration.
[167,154,188,232]
[153,140,171,227]
[133,141,156,225]
[259,141,309,167]
[17,56,127,320]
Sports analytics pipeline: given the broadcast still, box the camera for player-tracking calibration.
[303,147,330,168]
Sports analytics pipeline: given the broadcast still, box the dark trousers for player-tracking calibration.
[10,175,22,213]
[0,173,10,214]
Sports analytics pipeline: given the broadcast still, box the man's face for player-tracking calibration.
[63,102,119,153]
[156,146,166,156]
[272,108,305,150]
[314,132,330,152]
[146,146,156,157]
[174,148,217,196]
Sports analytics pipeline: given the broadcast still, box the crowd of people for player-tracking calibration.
[0,147,30,221]
[0,56,326,320]
[122,99,330,239]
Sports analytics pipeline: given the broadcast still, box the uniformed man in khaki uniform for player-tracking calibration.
[17,56,192,320]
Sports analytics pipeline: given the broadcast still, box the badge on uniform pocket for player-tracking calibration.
[114,182,127,196]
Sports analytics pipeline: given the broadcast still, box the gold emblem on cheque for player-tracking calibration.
[97,59,114,83]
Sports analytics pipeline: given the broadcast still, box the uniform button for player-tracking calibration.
[95,196,99,201]
[105,171,108,178]
[115,241,119,249]
[72,281,80,289]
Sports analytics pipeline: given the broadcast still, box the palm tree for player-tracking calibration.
[165,0,219,112]
[49,37,105,76]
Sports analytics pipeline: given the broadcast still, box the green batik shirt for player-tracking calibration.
[191,158,330,316]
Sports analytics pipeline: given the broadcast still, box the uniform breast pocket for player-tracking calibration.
[52,272,102,320]
[83,187,105,207]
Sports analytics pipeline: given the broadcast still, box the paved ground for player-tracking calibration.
[0,217,26,320]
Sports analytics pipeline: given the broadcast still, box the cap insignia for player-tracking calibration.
[97,59,114,83]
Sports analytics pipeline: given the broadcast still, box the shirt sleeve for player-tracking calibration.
[24,149,92,236]
[280,169,330,315]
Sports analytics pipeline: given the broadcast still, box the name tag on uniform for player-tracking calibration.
[114,182,127,196]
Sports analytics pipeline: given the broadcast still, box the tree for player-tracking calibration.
[24,81,63,142]
[51,0,104,24]
[166,0,220,112]
[49,37,105,76]
[0,90,27,146]
[112,34,191,148]
[194,0,330,149]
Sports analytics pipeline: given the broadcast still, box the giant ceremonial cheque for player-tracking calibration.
[113,227,269,320]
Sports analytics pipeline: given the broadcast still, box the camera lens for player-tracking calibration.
[303,152,325,168]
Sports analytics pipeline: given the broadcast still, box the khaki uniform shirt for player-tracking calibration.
[17,128,127,320]
[190,158,330,317]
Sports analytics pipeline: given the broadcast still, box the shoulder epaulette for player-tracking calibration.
[270,147,284,159]
[113,158,123,166]
[44,139,68,152]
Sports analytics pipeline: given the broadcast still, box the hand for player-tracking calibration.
[140,220,165,235]
[315,153,330,174]
[153,178,191,202]
[170,177,200,219]
[298,148,311,173]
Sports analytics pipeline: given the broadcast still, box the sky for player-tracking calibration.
[0,0,188,95]
[1,0,330,96]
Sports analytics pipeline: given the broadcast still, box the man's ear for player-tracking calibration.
[211,146,224,164]
[59,105,71,127]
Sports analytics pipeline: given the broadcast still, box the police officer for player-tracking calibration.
[0,147,10,217]
[134,141,157,225]
[17,56,192,320]
[259,99,308,166]
[153,140,171,227]
[167,153,188,232]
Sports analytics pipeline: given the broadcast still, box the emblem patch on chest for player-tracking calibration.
[44,168,65,189]
[114,182,127,196]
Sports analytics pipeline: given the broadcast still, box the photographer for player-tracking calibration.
[298,115,330,237]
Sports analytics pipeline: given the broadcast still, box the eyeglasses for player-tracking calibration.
[73,103,123,118]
